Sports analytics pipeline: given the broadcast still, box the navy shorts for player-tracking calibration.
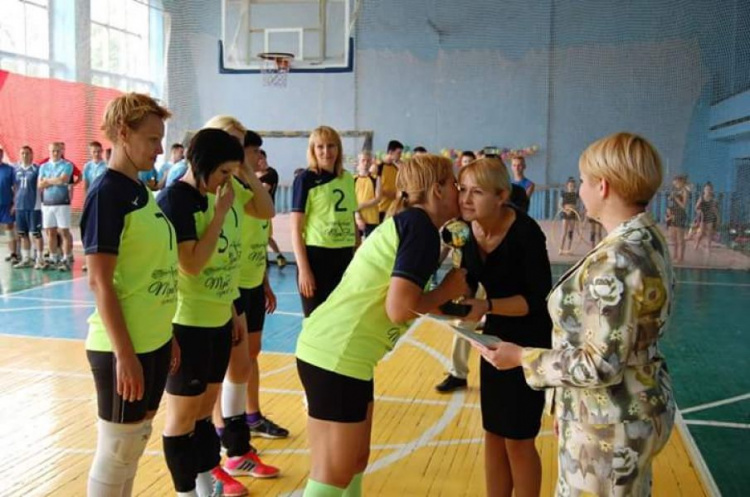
[0,204,14,225]
[15,209,42,236]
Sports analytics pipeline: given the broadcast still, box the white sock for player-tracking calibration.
[177,492,198,497]
[21,249,30,261]
[195,470,213,497]
[221,380,247,418]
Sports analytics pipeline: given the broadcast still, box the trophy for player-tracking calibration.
[439,219,472,317]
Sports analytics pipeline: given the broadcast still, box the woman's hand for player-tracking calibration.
[298,266,316,298]
[264,281,277,314]
[214,180,235,218]
[437,268,470,302]
[462,297,490,323]
[232,312,247,346]
[116,351,144,402]
[473,341,523,370]
[169,336,181,374]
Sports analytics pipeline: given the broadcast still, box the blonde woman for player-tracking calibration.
[296,154,468,496]
[475,132,675,496]
[82,93,177,496]
[291,126,359,316]
[458,158,552,497]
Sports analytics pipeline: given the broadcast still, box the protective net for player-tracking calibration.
[1,0,749,270]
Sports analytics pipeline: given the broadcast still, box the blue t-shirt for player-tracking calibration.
[0,163,14,206]
[138,168,160,185]
[83,160,108,188]
[165,160,187,187]
[39,160,74,205]
[14,165,40,211]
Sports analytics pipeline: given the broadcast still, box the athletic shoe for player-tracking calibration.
[249,415,290,439]
[5,253,19,263]
[276,254,287,268]
[435,374,468,393]
[35,261,50,270]
[57,260,70,272]
[210,466,248,497]
[12,259,33,269]
[223,451,280,479]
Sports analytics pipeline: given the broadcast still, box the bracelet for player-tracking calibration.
[486,297,493,315]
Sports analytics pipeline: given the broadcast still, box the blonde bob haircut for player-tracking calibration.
[457,157,511,196]
[101,93,171,143]
[203,115,247,137]
[307,126,344,176]
[391,154,455,215]
[579,132,662,206]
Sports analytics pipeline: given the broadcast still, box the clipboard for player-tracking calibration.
[409,313,502,348]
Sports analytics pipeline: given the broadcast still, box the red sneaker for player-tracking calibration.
[210,466,248,497]
[224,451,281,479]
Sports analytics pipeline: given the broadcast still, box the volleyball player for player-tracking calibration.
[82,93,177,497]
[291,126,359,317]
[158,126,276,497]
[296,154,469,496]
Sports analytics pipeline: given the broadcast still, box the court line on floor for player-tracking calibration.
[675,411,722,497]
[1,276,87,296]
[680,392,750,414]
[684,420,750,430]
[0,304,95,313]
[0,295,95,305]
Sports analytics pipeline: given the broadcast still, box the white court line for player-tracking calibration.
[0,304,94,313]
[1,295,95,305]
[273,310,304,317]
[675,411,721,497]
[684,419,750,430]
[676,280,750,288]
[680,392,750,414]
[259,362,296,379]
[1,276,87,296]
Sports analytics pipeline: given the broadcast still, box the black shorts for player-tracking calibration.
[561,209,577,221]
[299,245,354,317]
[166,321,232,396]
[233,285,266,332]
[87,339,172,423]
[480,360,544,440]
[297,359,373,423]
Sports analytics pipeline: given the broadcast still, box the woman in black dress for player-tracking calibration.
[457,157,552,497]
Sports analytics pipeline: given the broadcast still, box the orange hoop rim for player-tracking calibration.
[258,52,295,62]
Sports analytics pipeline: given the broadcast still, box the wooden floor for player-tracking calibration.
[0,321,710,496]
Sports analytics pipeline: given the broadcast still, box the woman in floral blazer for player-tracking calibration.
[476,132,675,496]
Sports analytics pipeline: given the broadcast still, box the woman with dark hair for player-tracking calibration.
[157,128,271,497]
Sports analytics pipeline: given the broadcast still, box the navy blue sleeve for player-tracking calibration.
[392,209,441,288]
[291,171,312,213]
[157,187,198,243]
[80,183,129,255]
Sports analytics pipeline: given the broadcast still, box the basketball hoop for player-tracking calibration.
[259,52,294,88]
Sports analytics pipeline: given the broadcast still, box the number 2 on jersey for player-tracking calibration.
[333,188,347,212]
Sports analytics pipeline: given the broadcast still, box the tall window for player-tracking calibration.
[91,0,159,94]
[0,0,51,77]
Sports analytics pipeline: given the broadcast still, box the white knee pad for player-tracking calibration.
[89,419,150,485]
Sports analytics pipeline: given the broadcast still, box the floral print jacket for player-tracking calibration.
[521,212,675,424]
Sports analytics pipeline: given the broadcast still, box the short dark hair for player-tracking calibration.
[187,128,244,186]
[171,143,184,151]
[21,145,33,153]
[244,130,263,148]
[387,140,404,153]
[89,141,102,148]
[413,146,427,153]
[461,150,476,159]
[260,149,267,158]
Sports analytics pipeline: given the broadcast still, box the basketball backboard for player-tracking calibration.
[220,0,358,73]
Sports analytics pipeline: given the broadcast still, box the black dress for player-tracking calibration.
[462,208,553,439]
